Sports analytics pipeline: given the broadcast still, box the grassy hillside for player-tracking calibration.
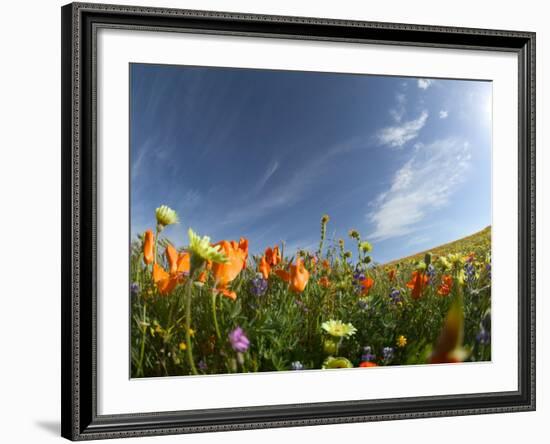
[385,226,491,266]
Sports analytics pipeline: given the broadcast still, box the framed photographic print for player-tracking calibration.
[61,2,536,440]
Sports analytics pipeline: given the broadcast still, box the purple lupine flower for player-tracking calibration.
[476,329,491,345]
[382,346,394,362]
[291,361,304,370]
[464,262,476,283]
[228,327,250,353]
[426,264,436,284]
[130,282,139,297]
[294,298,309,313]
[353,271,366,293]
[389,288,401,304]
[198,359,208,371]
[486,263,492,279]
[250,274,268,296]
[361,346,376,362]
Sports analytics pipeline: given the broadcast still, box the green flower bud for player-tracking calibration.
[323,339,338,355]
[360,241,372,253]
[155,205,179,227]
[322,356,354,369]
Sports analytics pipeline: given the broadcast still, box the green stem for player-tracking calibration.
[336,337,342,356]
[154,227,159,264]
[138,302,147,377]
[184,281,199,375]
[211,290,222,341]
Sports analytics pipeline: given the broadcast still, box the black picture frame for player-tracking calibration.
[61,2,536,440]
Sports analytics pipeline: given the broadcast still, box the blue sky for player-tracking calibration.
[130,64,492,263]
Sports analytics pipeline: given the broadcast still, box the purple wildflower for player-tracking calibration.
[426,264,436,284]
[389,288,401,304]
[250,275,268,296]
[198,359,208,371]
[382,346,394,362]
[294,299,309,313]
[476,329,491,345]
[291,361,304,370]
[464,262,476,283]
[361,346,376,362]
[130,282,139,297]
[228,327,250,353]
[353,271,366,293]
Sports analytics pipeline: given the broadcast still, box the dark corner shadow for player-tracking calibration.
[35,420,60,436]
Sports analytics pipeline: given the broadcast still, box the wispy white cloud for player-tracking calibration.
[367,138,471,241]
[389,93,407,123]
[439,110,449,119]
[131,138,152,180]
[417,79,434,90]
[223,137,366,225]
[378,111,428,148]
[254,160,279,193]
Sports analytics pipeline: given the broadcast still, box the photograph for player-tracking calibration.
[129,63,493,378]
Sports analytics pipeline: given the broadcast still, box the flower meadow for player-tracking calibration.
[130,206,491,377]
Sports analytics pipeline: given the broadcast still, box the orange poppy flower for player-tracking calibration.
[259,255,271,279]
[274,268,289,281]
[238,238,249,270]
[264,245,281,266]
[387,268,397,282]
[406,271,429,300]
[143,229,154,265]
[165,244,190,275]
[275,258,310,292]
[359,277,375,295]
[197,270,208,283]
[151,245,190,295]
[359,361,378,368]
[321,259,331,271]
[437,275,453,296]
[319,276,331,288]
[211,238,248,300]
[152,263,179,295]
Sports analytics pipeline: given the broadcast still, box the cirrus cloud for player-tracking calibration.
[417,78,434,89]
[377,111,429,148]
[368,138,472,240]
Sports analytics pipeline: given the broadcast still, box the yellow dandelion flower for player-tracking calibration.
[179,342,187,351]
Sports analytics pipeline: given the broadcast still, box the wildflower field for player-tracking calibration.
[130,207,491,377]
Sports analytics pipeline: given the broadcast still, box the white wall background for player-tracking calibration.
[0,0,545,442]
